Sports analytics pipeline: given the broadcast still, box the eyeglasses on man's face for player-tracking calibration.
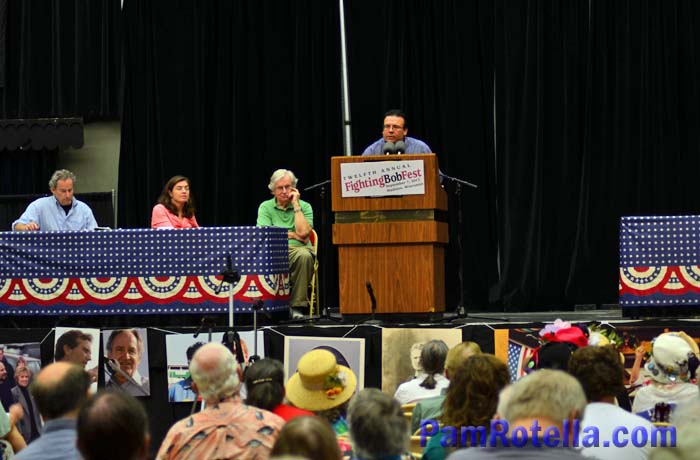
[383,124,405,131]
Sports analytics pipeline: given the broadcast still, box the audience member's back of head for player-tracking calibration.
[348,389,408,460]
[420,340,449,389]
[568,345,625,402]
[189,342,241,404]
[245,358,285,411]
[442,354,510,430]
[499,369,587,424]
[30,362,91,420]
[445,341,481,376]
[77,390,149,460]
[271,416,341,460]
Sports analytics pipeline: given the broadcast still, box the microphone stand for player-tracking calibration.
[363,281,381,325]
[437,173,481,322]
[303,179,340,322]
[248,300,270,364]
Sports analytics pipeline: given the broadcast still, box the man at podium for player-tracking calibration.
[361,109,432,156]
[256,169,315,319]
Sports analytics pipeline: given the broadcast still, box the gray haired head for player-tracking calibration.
[49,169,77,189]
[268,169,298,193]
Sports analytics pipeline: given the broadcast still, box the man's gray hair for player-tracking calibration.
[500,369,587,424]
[268,169,298,192]
[348,388,409,459]
[49,169,77,189]
[189,343,241,404]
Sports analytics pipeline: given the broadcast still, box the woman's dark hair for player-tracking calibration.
[420,340,449,389]
[271,416,342,460]
[157,175,196,218]
[244,358,285,411]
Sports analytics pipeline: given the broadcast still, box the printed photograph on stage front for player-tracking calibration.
[284,336,365,391]
[54,326,101,392]
[381,328,462,394]
[102,328,150,397]
[165,330,265,403]
[0,342,41,415]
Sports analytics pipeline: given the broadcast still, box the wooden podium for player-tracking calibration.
[331,154,448,314]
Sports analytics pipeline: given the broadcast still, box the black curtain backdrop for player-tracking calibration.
[490,0,700,310]
[0,0,121,192]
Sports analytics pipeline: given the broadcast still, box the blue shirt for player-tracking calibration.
[361,136,432,156]
[12,196,98,231]
[15,418,81,460]
[168,377,197,402]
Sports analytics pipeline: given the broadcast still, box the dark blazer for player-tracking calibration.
[11,385,42,442]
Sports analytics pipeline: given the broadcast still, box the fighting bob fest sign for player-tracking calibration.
[340,160,426,197]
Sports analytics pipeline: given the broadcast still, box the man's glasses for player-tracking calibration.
[383,124,405,131]
[275,185,293,192]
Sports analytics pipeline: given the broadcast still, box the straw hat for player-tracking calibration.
[646,331,700,384]
[286,349,357,412]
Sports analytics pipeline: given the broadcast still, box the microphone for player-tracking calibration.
[394,140,406,154]
[364,281,380,325]
[103,356,119,376]
[365,281,376,311]
[382,142,396,155]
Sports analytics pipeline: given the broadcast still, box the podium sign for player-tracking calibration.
[340,159,426,197]
[332,154,448,314]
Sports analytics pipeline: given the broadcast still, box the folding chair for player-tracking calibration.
[308,229,320,317]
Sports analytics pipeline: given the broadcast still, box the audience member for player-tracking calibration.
[423,354,510,460]
[244,358,313,421]
[631,332,700,416]
[12,169,98,231]
[168,341,204,402]
[105,329,150,396]
[394,340,449,405]
[157,343,284,460]
[285,349,357,439]
[569,345,655,460]
[411,341,482,433]
[361,109,432,156]
[271,416,342,460]
[77,390,149,460]
[151,175,199,229]
[10,365,41,443]
[347,388,411,460]
[15,362,91,460]
[649,396,700,459]
[256,169,314,319]
[447,369,587,460]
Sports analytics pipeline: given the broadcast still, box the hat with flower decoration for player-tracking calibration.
[286,349,357,412]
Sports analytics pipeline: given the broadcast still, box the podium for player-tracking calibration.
[331,154,448,314]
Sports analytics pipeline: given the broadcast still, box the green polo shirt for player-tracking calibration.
[256,197,313,247]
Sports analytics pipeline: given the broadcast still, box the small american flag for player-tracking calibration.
[507,340,534,382]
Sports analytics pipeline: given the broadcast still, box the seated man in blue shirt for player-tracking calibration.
[12,169,98,231]
[361,109,432,156]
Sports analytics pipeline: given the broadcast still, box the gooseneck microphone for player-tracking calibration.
[364,281,380,325]
[394,140,406,154]
[382,142,396,155]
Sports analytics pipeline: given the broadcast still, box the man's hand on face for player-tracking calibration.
[290,187,301,205]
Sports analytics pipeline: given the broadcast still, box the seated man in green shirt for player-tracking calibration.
[256,169,315,319]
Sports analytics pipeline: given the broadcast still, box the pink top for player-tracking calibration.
[151,203,199,229]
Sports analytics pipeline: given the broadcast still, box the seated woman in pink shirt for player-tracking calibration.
[151,175,200,229]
